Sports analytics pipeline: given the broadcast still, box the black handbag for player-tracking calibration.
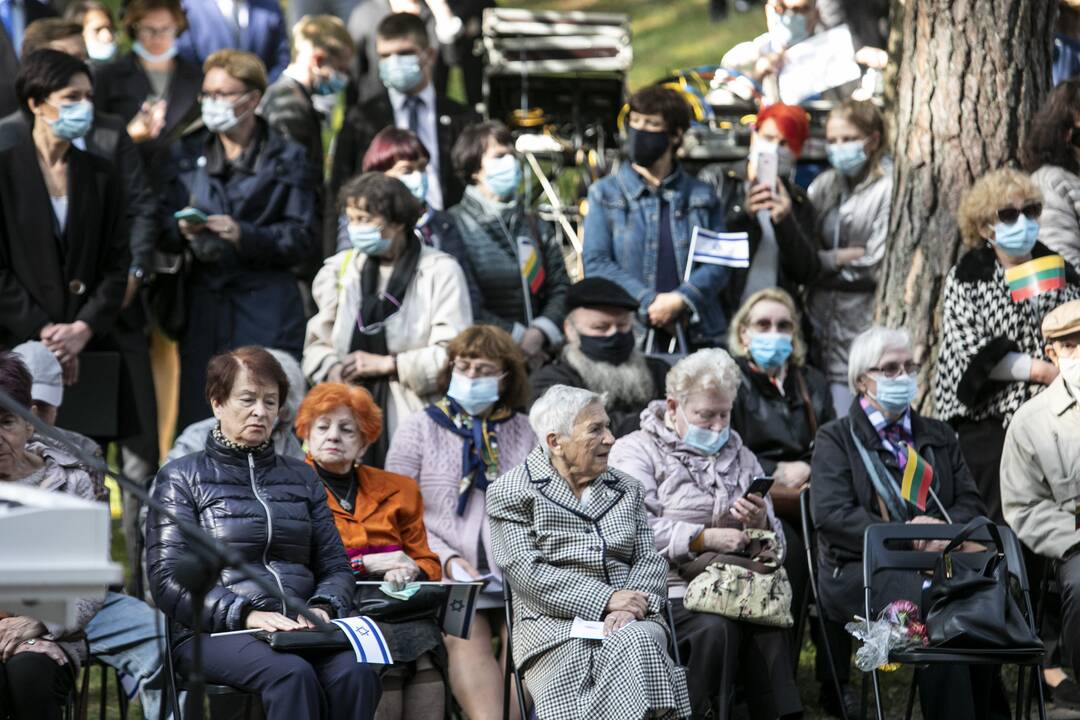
[923,517,1042,651]
[255,627,350,651]
[353,585,448,624]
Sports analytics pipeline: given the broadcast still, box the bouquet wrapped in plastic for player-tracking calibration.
[844,600,929,672]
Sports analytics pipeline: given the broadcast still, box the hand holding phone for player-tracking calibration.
[173,207,209,224]
[744,475,774,498]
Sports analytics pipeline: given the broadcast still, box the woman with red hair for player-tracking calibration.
[295,381,447,720]
[699,102,820,321]
[334,127,480,316]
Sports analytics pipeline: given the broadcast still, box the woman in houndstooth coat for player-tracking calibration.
[488,385,692,720]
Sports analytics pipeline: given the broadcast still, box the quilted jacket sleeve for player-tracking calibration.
[146,460,253,633]
[304,469,355,618]
[488,468,615,621]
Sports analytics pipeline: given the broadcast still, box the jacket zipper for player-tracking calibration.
[248,453,288,611]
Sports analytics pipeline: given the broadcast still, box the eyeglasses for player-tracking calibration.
[869,361,920,378]
[198,90,248,103]
[749,318,796,333]
[135,25,178,39]
[996,202,1042,225]
[452,361,504,378]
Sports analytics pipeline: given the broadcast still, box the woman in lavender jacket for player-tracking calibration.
[384,325,537,720]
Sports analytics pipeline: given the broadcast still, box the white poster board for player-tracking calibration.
[778,24,862,105]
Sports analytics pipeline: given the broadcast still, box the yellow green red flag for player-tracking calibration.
[901,445,933,511]
[1004,255,1066,302]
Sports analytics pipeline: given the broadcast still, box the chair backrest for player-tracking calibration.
[861,521,1033,617]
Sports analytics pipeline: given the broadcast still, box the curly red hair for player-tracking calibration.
[755,103,810,157]
[294,383,383,447]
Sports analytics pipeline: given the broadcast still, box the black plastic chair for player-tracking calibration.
[861,522,1047,720]
[163,622,260,719]
[77,655,129,720]
[799,489,850,720]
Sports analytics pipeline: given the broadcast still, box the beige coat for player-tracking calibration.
[1000,377,1080,560]
[302,245,473,438]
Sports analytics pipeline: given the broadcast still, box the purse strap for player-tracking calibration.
[793,366,819,438]
[940,516,1004,557]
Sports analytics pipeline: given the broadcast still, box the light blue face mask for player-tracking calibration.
[86,39,117,62]
[201,96,247,133]
[749,332,793,370]
[827,140,868,177]
[870,373,917,416]
[379,54,424,93]
[313,69,348,96]
[399,170,428,201]
[679,407,730,456]
[379,581,421,600]
[771,9,810,48]
[993,216,1039,257]
[47,100,94,140]
[132,40,178,63]
[483,154,521,200]
[448,372,502,416]
[348,223,392,256]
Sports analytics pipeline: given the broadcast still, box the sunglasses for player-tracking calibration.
[996,202,1042,225]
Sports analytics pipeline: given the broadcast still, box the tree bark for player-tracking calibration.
[874,0,1057,412]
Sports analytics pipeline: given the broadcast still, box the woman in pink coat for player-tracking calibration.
[609,348,801,720]
[384,325,536,720]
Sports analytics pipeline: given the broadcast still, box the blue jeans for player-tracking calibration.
[85,592,169,719]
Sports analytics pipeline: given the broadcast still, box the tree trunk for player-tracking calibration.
[874,0,1057,412]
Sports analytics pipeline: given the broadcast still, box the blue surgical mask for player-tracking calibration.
[749,332,793,370]
[827,140,868,177]
[201,96,245,133]
[132,41,177,63]
[313,69,348,96]
[47,100,94,140]
[483,154,521,200]
[870,374,917,415]
[348,223,392,256]
[399,170,428,201]
[86,38,117,62]
[771,9,810,49]
[993,216,1039,257]
[379,54,424,93]
[679,407,730,456]
[448,372,502,416]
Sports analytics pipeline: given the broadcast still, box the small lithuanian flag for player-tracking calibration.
[1004,255,1066,302]
[901,445,933,511]
[518,238,546,294]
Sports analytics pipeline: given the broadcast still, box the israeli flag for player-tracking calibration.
[690,227,751,268]
[331,617,394,664]
[439,583,482,639]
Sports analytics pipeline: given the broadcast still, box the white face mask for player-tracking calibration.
[1059,356,1080,390]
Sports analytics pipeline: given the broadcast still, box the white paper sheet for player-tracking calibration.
[569,617,636,640]
[777,24,862,105]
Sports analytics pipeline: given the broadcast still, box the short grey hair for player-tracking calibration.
[665,349,741,405]
[847,326,912,393]
[528,385,603,455]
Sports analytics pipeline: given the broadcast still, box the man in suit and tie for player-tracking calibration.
[0,0,56,116]
[174,0,290,81]
[330,11,479,220]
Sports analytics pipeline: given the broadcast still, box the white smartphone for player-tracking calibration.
[754,140,779,192]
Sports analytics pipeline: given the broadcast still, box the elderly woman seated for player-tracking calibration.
[0,351,103,720]
[811,326,998,720]
[487,384,691,720]
[610,349,801,720]
[295,382,446,720]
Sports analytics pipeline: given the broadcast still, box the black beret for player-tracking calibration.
[565,277,639,313]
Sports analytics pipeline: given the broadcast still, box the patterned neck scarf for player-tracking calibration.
[212,425,273,455]
[859,395,913,469]
[424,397,514,515]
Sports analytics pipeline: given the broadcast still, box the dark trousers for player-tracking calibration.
[0,651,73,720]
[1057,551,1080,680]
[174,633,381,720]
[670,599,801,720]
[780,518,809,663]
[955,416,1007,523]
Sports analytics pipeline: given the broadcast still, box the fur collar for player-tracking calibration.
[953,241,1077,283]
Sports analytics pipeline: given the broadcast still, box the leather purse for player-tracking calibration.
[924,517,1042,651]
[353,585,448,624]
[255,627,350,651]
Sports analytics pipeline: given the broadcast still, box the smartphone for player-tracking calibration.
[173,207,209,224]
[744,476,774,498]
[754,143,779,192]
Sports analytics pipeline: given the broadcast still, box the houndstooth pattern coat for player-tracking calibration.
[488,446,691,720]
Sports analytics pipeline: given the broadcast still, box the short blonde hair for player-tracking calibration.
[292,14,354,62]
[665,349,741,405]
[727,287,807,366]
[956,168,1043,248]
[203,49,267,93]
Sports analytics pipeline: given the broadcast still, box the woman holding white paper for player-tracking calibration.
[295,381,447,720]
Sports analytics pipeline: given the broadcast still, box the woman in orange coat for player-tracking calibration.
[295,383,445,720]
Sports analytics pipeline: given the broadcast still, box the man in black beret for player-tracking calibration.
[528,277,670,437]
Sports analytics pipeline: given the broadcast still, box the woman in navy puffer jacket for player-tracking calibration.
[147,346,381,720]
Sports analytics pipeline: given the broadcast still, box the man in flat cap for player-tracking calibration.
[1002,298,1080,707]
[528,277,670,437]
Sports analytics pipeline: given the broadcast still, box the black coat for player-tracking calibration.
[329,90,481,218]
[91,52,203,178]
[0,0,56,118]
[730,357,834,474]
[0,123,128,346]
[809,398,986,622]
[146,431,355,643]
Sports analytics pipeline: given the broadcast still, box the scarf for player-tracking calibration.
[211,425,273,455]
[424,396,514,515]
[349,238,422,468]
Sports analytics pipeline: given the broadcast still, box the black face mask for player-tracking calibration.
[625,127,671,167]
[578,330,636,366]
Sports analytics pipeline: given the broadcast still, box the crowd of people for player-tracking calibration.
[2,0,1080,719]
